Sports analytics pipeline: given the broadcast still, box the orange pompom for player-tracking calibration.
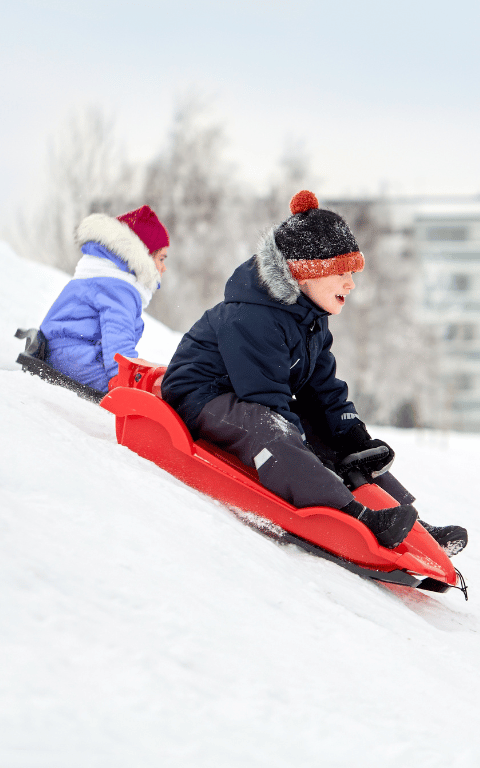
[289,190,319,215]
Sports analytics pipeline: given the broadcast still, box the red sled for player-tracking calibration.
[100,354,467,599]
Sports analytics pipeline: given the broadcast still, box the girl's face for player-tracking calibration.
[152,247,168,276]
[298,272,356,314]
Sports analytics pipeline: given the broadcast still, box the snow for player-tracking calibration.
[1,242,479,768]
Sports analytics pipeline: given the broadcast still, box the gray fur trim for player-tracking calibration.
[255,227,300,305]
[75,213,159,292]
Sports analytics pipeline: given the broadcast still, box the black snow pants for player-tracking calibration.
[196,393,415,511]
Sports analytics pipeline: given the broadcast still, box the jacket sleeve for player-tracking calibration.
[93,281,143,382]
[216,304,305,435]
[296,326,361,439]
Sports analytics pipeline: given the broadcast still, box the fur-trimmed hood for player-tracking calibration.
[76,213,159,293]
[254,227,300,305]
[224,255,325,331]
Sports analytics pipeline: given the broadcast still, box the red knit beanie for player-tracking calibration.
[275,191,364,280]
[117,205,169,253]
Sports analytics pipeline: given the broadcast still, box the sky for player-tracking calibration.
[2,0,480,233]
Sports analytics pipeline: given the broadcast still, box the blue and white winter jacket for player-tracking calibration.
[40,213,161,392]
[161,226,360,440]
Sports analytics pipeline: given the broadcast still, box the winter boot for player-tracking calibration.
[419,520,468,557]
[342,500,418,549]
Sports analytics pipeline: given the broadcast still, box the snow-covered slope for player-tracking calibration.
[1,243,479,768]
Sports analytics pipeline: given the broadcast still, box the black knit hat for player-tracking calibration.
[274,190,364,280]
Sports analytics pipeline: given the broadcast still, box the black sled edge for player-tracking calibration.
[278,530,427,589]
[15,328,105,404]
[280,531,469,597]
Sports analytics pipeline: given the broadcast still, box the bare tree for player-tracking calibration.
[13,108,133,274]
[241,141,315,254]
[142,97,245,331]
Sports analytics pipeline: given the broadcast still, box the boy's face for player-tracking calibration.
[298,272,355,314]
[152,247,168,276]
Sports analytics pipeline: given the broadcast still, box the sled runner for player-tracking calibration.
[15,328,105,403]
[97,354,466,598]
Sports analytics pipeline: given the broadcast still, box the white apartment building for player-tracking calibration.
[413,203,480,432]
[327,196,480,432]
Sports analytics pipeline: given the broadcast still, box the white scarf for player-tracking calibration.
[73,253,154,309]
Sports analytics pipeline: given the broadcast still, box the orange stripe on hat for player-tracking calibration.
[287,251,365,280]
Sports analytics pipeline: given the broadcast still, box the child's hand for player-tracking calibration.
[344,439,395,476]
[335,423,395,476]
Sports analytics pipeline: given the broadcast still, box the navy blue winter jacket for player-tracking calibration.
[162,227,360,439]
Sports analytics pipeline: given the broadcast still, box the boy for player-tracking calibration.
[40,205,169,392]
[161,191,467,554]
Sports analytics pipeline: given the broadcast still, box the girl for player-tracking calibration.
[40,205,169,392]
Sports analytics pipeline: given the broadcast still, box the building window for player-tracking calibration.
[451,274,470,291]
[447,373,474,392]
[445,324,456,340]
[455,374,473,391]
[445,323,476,340]
[426,225,468,241]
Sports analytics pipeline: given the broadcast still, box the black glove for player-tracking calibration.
[334,423,395,478]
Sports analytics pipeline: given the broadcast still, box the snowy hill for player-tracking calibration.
[1,242,479,768]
